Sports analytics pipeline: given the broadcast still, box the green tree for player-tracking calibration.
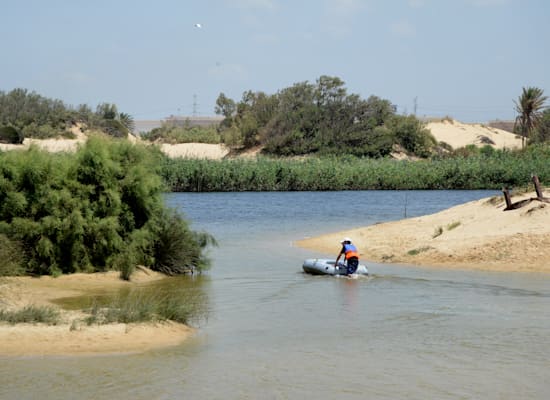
[514,87,548,148]
[215,93,236,120]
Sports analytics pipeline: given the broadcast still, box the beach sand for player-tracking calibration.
[296,190,550,273]
[0,269,194,357]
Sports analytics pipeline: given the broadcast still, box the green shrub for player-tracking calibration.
[148,209,217,275]
[0,137,214,277]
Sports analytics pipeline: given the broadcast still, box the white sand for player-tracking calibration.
[159,142,230,159]
[426,119,522,149]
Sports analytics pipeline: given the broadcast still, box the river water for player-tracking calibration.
[2,191,549,400]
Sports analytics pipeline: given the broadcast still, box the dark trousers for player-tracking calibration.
[346,257,359,275]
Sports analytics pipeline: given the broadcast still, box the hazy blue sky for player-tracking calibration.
[2,0,549,122]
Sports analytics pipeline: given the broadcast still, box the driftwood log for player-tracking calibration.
[503,175,550,211]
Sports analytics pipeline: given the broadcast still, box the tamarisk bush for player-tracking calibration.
[0,136,215,277]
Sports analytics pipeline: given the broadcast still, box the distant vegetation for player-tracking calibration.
[0,137,215,278]
[214,75,437,158]
[141,121,221,144]
[0,88,134,142]
[161,145,550,191]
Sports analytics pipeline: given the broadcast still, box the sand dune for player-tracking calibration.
[426,119,522,150]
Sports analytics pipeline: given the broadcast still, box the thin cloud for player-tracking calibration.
[390,20,417,38]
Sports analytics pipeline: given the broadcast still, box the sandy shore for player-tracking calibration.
[0,269,194,357]
[297,190,550,273]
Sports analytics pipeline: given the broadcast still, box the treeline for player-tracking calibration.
[0,137,215,277]
[0,88,134,142]
[160,145,550,191]
[214,76,436,158]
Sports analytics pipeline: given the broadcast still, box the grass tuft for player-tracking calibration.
[407,246,433,256]
[84,286,205,326]
[0,305,60,325]
[446,221,461,231]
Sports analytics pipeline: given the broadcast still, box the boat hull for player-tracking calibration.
[302,259,368,276]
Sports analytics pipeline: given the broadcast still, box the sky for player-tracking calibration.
[2,0,549,123]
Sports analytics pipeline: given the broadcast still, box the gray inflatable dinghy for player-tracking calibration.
[302,259,368,276]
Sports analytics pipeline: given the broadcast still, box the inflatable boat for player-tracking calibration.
[302,259,369,276]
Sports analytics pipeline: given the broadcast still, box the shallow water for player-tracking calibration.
[2,191,549,400]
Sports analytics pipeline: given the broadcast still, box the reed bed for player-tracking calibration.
[161,146,550,192]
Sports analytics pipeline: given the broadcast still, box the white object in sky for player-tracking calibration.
[194,23,202,28]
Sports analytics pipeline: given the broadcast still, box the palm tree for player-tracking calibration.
[119,112,135,133]
[514,87,548,148]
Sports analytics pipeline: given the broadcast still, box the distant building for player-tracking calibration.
[134,116,224,134]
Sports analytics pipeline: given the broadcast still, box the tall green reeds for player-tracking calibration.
[160,145,550,192]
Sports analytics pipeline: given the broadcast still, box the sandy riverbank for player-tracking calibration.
[0,269,194,357]
[296,190,550,273]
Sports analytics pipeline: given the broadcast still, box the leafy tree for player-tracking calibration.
[514,87,548,148]
[215,93,236,123]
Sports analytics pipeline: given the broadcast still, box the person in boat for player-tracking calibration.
[335,237,360,275]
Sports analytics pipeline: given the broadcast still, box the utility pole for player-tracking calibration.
[192,94,198,117]
[413,96,418,116]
